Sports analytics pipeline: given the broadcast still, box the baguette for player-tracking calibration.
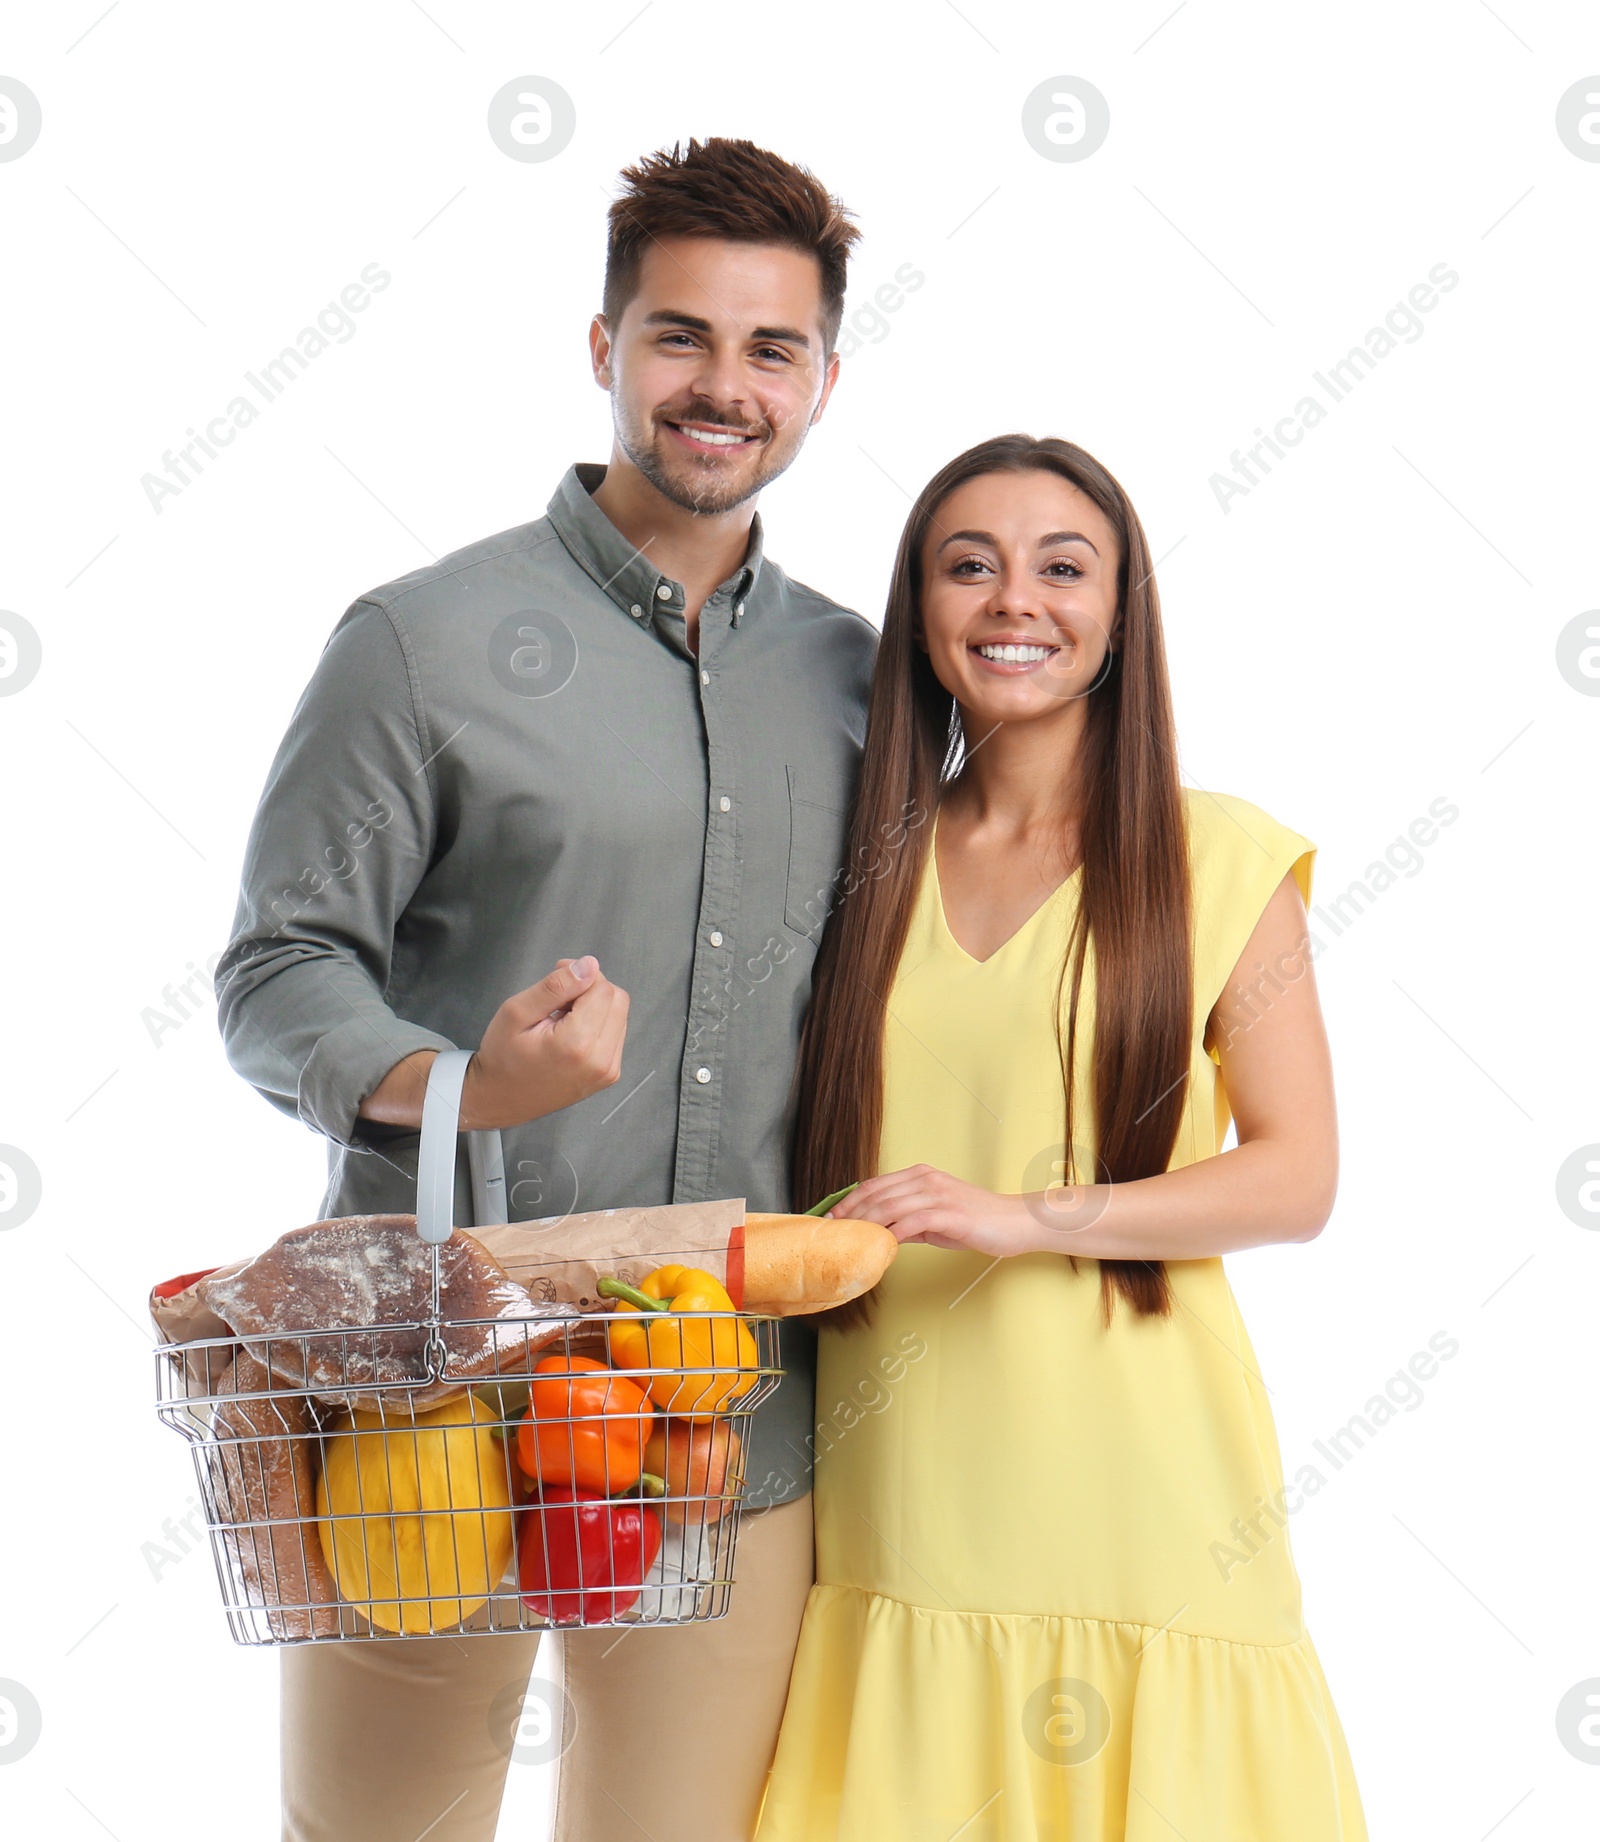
[739,1213,897,1315]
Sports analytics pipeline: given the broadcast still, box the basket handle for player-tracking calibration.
[416,1050,509,1242]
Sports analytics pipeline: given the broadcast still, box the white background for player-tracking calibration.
[2,1,1597,1837]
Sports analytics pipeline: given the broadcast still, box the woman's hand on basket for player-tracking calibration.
[834,1165,1034,1258]
[462,956,629,1129]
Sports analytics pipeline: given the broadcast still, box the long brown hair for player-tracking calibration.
[792,435,1193,1328]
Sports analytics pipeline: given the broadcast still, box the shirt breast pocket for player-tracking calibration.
[784,765,850,942]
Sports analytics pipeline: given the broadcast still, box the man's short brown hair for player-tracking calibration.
[604,139,860,353]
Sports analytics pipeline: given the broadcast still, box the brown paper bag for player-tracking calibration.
[148,1197,750,1350]
[472,1197,747,1307]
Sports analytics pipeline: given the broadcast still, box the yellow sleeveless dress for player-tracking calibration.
[757,789,1367,1841]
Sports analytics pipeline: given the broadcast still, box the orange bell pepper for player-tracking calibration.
[516,1355,653,1495]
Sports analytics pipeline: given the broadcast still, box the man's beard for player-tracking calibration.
[614,394,803,515]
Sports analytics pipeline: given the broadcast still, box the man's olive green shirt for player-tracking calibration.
[217,464,877,1505]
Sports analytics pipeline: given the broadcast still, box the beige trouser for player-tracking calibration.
[280,1494,813,1842]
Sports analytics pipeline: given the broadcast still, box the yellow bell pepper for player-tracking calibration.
[599,1264,758,1415]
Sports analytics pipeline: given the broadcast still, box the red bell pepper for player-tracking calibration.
[518,1488,663,1624]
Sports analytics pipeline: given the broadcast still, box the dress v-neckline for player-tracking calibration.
[929,811,1083,967]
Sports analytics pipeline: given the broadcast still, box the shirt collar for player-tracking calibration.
[546,463,765,629]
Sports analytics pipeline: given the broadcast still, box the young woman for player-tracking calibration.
[757,436,1367,1840]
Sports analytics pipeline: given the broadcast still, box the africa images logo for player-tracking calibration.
[1209,264,1460,513]
[140,265,393,513]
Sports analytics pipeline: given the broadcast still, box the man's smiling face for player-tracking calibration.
[593,235,839,515]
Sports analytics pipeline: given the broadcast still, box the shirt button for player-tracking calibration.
[629,604,642,618]
[701,670,710,686]
[656,583,673,601]
[718,796,731,813]
[694,1066,711,1084]
[734,601,746,618]
[709,930,723,947]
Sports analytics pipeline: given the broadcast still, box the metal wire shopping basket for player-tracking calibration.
[154,1050,784,1645]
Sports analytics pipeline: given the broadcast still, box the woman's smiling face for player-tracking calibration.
[917,468,1122,725]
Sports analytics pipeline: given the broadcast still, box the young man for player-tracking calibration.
[215,140,876,1842]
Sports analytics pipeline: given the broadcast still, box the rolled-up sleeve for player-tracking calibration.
[215,598,456,1148]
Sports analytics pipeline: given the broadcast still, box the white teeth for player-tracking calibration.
[679,425,750,446]
[977,643,1053,662]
